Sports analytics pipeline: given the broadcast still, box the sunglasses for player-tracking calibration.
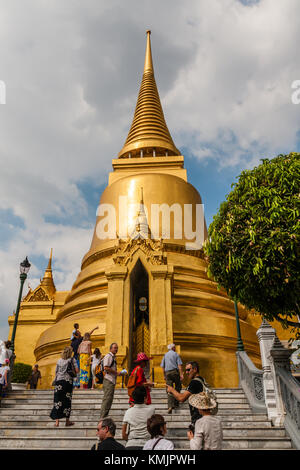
[97,425,108,431]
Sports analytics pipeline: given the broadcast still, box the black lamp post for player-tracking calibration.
[234,301,245,351]
[10,257,31,354]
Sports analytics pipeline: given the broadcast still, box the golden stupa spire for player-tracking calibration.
[40,249,56,297]
[118,30,180,158]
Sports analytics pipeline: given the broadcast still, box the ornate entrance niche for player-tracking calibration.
[104,238,174,384]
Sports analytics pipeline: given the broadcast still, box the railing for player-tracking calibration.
[236,351,267,414]
[276,366,300,449]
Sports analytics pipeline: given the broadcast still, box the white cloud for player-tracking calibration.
[0,0,299,340]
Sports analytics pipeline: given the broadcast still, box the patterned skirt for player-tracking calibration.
[79,353,90,386]
[73,357,80,388]
[50,380,73,420]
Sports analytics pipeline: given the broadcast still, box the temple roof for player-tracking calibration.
[118,31,180,159]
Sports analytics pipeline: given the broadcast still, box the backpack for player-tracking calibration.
[95,359,104,384]
[127,366,141,397]
[194,377,218,415]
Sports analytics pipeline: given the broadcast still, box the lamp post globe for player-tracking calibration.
[10,257,31,354]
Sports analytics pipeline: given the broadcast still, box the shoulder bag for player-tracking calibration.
[66,358,77,378]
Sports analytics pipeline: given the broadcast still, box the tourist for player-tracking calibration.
[71,324,98,349]
[50,346,78,427]
[91,348,102,389]
[4,341,15,392]
[99,343,121,418]
[70,323,80,341]
[167,361,205,424]
[129,352,154,406]
[0,359,10,397]
[161,343,183,413]
[143,414,174,450]
[71,331,82,389]
[77,332,93,389]
[122,386,155,449]
[28,364,42,389]
[187,392,222,450]
[0,341,6,364]
[91,418,125,450]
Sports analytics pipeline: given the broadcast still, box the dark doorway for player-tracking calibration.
[129,259,150,375]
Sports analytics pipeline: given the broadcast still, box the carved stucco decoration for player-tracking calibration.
[22,288,33,302]
[113,236,166,266]
[28,287,50,302]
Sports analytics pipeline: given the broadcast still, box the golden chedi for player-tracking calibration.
[9,31,290,389]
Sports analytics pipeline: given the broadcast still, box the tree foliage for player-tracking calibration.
[11,362,32,383]
[204,152,300,335]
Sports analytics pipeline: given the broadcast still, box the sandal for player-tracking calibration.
[66,421,75,427]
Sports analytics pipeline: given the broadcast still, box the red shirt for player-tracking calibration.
[129,365,151,405]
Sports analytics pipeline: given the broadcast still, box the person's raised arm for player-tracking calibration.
[166,386,191,403]
[88,326,99,336]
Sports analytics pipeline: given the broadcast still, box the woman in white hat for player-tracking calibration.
[187,392,223,450]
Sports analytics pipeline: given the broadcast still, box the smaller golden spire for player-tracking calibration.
[41,249,56,298]
[46,248,53,270]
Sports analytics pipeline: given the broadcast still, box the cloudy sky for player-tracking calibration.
[0,0,299,341]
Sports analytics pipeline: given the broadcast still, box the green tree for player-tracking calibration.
[204,152,300,336]
[11,362,32,383]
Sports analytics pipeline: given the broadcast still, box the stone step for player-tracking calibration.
[0,408,256,417]
[0,426,287,438]
[0,435,292,450]
[5,394,247,402]
[0,404,251,412]
[0,414,270,423]
[7,388,246,396]
[0,397,250,405]
[0,420,273,429]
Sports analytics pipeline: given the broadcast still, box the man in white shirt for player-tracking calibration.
[122,386,155,449]
[99,343,121,418]
[0,359,10,397]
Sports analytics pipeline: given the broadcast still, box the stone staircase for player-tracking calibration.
[0,388,294,450]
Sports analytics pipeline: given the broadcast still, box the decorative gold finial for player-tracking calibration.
[41,249,56,297]
[118,32,180,158]
[47,248,53,270]
[144,31,153,73]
